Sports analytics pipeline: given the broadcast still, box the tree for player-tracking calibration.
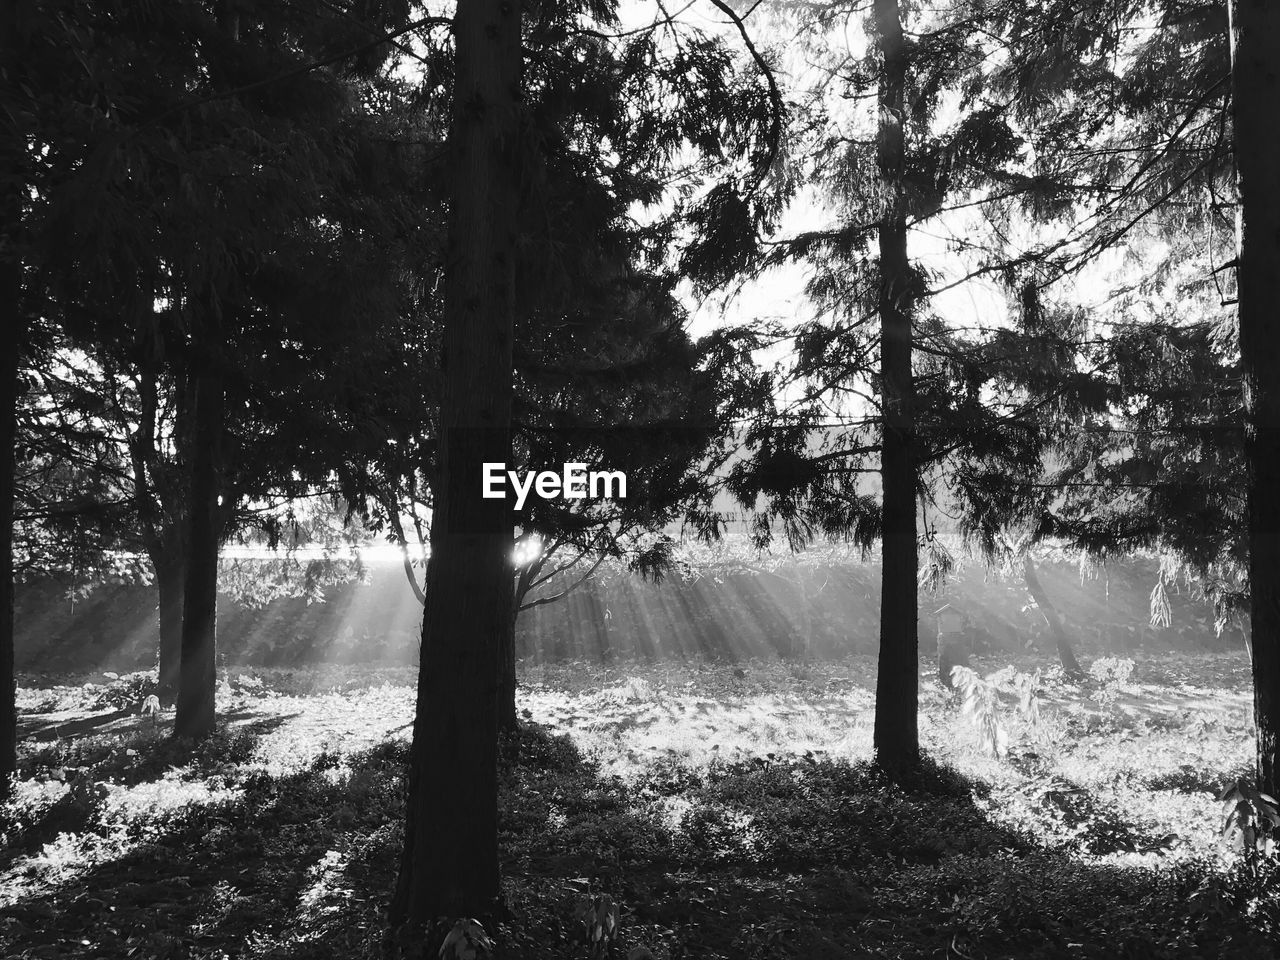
[2,0,63,797]
[717,0,1033,771]
[2,0,442,780]
[940,0,1272,797]
[389,0,780,929]
[388,0,522,930]
[1,119,17,799]
[708,0,1244,779]
[940,2,1246,648]
[344,3,778,746]
[868,0,920,771]
[1231,0,1280,797]
[24,0,429,736]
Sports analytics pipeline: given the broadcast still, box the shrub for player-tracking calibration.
[1088,657,1135,702]
[1221,779,1280,857]
[605,677,655,704]
[85,670,159,711]
[952,666,1045,759]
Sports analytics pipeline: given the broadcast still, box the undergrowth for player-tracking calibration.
[0,654,1273,959]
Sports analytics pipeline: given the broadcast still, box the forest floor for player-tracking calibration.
[1,652,1277,958]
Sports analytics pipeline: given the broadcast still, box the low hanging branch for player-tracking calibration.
[705,0,784,194]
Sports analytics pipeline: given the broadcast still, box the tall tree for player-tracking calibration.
[870,0,919,770]
[1231,0,1280,797]
[387,0,780,927]
[720,0,1030,770]
[389,0,522,930]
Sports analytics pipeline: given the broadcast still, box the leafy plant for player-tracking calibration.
[606,677,655,704]
[1149,579,1173,629]
[573,892,620,958]
[952,666,1045,759]
[1088,657,1135,704]
[1221,780,1280,857]
[953,667,1007,758]
[1088,657,1135,687]
[438,918,494,960]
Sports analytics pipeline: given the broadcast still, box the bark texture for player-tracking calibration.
[389,0,521,930]
[871,0,920,772]
[1232,0,1280,798]
[1,0,23,802]
[173,366,224,739]
[155,544,186,705]
[0,224,17,798]
[128,356,190,706]
[500,564,533,737]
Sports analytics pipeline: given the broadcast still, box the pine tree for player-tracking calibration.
[870,0,920,770]
[717,0,1040,771]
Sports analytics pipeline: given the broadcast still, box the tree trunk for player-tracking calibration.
[389,0,520,933]
[871,0,919,773]
[1,4,23,800]
[1232,0,1280,798]
[0,229,18,800]
[499,565,530,737]
[154,542,186,707]
[131,350,187,707]
[173,368,223,739]
[1021,555,1084,678]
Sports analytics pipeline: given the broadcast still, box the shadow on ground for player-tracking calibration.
[18,708,301,786]
[0,725,1276,960]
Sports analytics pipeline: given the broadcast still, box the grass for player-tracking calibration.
[0,651,1276,958]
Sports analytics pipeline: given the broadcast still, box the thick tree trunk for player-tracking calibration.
[173,369,223,739]
[389,0,520,933]
[154,543,186,706]
[1232,0,1280,798]
[871,0,919,773]
[1021,556,1084,678]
